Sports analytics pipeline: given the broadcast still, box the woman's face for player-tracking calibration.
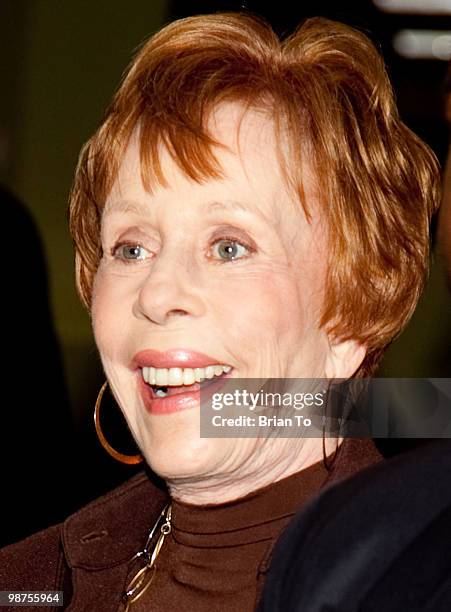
[92,103,363,489]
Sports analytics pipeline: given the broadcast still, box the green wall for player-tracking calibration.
[3,1,167,418]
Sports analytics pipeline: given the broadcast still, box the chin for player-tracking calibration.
[141,425,227,481]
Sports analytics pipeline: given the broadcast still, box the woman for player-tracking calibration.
[0,11,439,611]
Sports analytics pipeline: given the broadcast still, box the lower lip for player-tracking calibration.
[138,372,232,415]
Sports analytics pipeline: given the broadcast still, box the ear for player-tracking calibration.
[324,336,366,379]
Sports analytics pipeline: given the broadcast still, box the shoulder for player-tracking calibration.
[0,470,168,590]
[324,436,384,486]
[0,522,65,591]
[62,469,168,569]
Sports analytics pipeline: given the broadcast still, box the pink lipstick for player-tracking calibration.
[133,348,227,369]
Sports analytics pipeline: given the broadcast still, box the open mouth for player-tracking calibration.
[142,365,232,398]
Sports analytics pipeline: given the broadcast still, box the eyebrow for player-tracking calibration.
[104,198,252,215]
[206,200,250,213]
[103,199,148,216]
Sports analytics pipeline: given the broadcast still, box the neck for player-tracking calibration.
[166,437,341,505]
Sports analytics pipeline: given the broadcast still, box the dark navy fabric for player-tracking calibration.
[257,440,451,612]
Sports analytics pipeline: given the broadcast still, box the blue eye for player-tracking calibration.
[113,243,150,261]
[211,238,250,261]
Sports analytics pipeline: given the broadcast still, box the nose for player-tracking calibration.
[133,249,206,325]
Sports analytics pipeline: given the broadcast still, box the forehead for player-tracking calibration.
[105,102,316,229]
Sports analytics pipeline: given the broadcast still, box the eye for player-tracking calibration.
[210,237,251,262]
[112,243,150,262]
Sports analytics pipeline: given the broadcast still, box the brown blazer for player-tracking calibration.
[0,439,382,611]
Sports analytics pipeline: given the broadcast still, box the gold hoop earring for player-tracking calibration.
[94,381,143,465]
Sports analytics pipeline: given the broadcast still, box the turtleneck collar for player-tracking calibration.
[170,456,330,547]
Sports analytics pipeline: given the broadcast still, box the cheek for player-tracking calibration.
[209,264,315,353]
[91,273,107,341]
[212,259,328,378]
[218,264,321,331]
[91,270,125,360]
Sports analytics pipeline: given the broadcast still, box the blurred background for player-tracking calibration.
[1,0,450,546]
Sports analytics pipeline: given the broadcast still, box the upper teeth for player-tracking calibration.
[142,365,232,386]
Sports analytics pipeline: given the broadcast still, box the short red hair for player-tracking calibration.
[69,12,441,376]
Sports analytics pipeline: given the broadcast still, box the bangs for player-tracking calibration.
[89,86,311,219]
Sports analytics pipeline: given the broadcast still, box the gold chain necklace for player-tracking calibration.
[122,502,172,611]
